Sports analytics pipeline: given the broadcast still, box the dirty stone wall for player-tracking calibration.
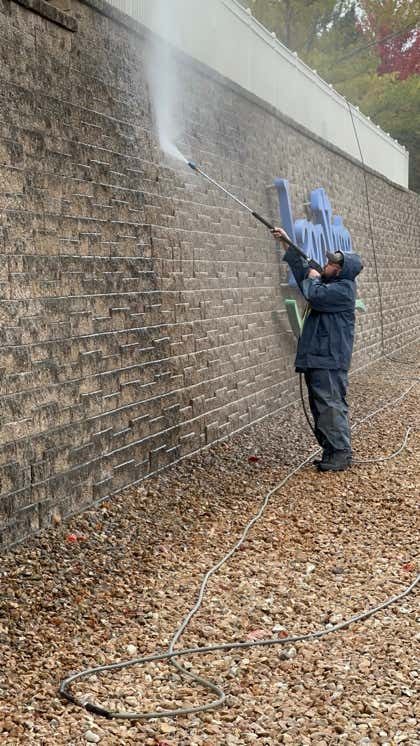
[0,0,419,547]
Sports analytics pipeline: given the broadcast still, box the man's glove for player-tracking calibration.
[307,257,323,274]
[272,228,323,274]
[283,245,323,275]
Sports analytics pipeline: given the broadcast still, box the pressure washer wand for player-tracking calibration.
[187,160,321,271]
[187,160,275,230]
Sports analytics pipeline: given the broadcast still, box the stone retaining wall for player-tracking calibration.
[0,0,419,546]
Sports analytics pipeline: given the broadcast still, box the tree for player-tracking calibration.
[244,0,352,53]
[239,0,420,192]
[357,0,420,79]
[316,2,420,192]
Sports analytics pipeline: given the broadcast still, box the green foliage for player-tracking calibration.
[243,0,350,52]
[237,0,419,192]
[342,73,420,192]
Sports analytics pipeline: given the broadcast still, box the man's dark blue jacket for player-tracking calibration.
[284,247,363,371]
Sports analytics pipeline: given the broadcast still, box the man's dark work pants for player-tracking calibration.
[304,369,351,458]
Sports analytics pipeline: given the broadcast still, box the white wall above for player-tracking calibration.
[108,0,409,188]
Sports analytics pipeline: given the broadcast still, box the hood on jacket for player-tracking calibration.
[331,252,363,281]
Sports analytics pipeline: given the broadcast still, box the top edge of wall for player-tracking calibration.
[99,0,409,188]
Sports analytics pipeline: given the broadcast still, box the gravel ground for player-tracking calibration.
[1,350,419,746]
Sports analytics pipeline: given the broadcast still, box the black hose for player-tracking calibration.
[347,102,419,368]
[299,372,316,436]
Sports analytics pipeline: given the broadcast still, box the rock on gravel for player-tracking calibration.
[85,730,101,743]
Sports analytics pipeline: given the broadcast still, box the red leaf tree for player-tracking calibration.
[357,0,419,80]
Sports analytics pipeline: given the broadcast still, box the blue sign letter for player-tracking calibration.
[274,179,352,286]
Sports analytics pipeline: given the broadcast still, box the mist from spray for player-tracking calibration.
[146,0,188,165]
[160,135,188,164]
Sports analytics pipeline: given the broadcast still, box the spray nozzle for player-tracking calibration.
[187,160,197,171]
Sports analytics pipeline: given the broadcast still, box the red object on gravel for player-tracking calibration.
[66,534,78,543]
[66,533,86,542]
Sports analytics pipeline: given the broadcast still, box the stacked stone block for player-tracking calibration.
[0,0,419,546]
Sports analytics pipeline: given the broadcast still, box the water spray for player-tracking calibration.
[187,159,323,273]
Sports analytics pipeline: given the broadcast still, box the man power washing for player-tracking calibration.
[185,158,363,470]
[272,227,363,472]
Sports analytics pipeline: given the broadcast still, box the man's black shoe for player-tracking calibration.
[312,449,331,466]
[317,452,352,472]
[317,460,349,472]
